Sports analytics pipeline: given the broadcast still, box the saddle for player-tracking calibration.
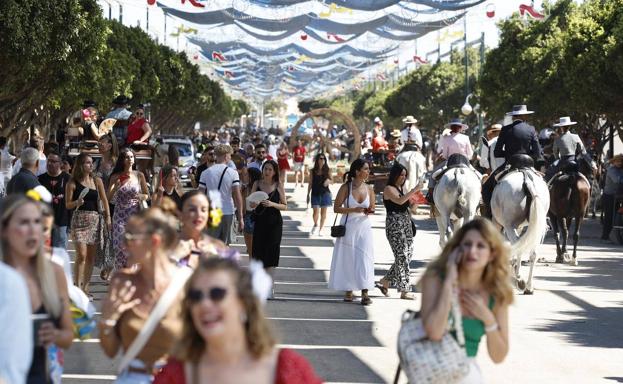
[433,154,471,181]
[494,154,536,183]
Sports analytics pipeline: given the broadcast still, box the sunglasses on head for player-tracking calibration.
[187,287,228,304]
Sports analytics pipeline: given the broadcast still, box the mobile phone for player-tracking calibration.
[32,313,51,346]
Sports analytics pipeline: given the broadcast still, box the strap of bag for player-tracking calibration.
[332,182,350,226]
[217,166,229,190]
[117,268,192,374]
[450,288,465,347]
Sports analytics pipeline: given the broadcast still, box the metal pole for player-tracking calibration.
[464,15,468,98]
[119,3,123,24]
[164,15,167,45]
[146,6,149,32]
[480,32,485,74]
[108,2,112,20]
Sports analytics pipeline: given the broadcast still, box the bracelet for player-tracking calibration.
[485,322,499,333]
[99,318,118,336]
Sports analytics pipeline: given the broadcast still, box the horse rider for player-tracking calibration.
[479,123,504,175]
[399,115,423,153]
[425,118,474,203]
[481,105,543,218]
[545,116,587,181]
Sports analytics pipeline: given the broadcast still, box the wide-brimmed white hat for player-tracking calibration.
[374,116,382,123]
[444,118,468,130]
[506,105,534,116]
[402,115,418,124]
[246,191,269,211]
[553,116,577,127]
[487,123,502,132]
[390,129,401,137]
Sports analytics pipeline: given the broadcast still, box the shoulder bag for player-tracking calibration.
[393,288,469,384]
[116,268,192,375]
[330,182,350,238]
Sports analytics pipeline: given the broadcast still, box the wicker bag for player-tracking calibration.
[394,293,469,384]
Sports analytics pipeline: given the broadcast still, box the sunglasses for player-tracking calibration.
[123,232,148,243]
[187,287,228,304]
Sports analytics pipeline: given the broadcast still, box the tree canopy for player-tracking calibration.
[0,0,246,139]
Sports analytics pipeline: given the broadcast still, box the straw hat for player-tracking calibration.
[487,123,502,132]
[402,115,418,124]
[390,129,401,138]
[506,105,534,116]
[553,116,577,127]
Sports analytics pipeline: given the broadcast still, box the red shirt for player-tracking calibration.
[154,349,323,384]
[372,136,388,152]
[126,118,148,143]
[293,145,306,163]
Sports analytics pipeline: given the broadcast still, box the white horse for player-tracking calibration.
[396,150,427,193]
[433,167,482,247]
[491,169,550,295]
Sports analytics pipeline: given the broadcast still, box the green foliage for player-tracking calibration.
[0,1,245,137]
[297,99,330,113]
[478,0,623,152]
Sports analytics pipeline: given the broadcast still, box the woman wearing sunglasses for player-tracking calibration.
[99,208,186,383]
[155,258,322,384]
[126,107,152,146]
[306,153,333,237]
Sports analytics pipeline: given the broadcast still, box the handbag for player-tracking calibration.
[330,182,350,238]
[410,217,418,237]
[117,268,192,375]
[394,289,469,384]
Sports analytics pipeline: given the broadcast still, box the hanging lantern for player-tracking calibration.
[147,0,156,5]
[486,3,495,18]
[300,33,308,41]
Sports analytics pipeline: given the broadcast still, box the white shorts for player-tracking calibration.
[293,162,304,172]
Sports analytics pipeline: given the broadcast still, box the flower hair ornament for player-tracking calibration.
[26,186,53,204]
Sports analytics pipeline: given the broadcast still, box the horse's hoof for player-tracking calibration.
[563,252,571,262]
[570,258,578,266]
[517,279,526,291]
[523,288,534,295]
[555,257,564,264]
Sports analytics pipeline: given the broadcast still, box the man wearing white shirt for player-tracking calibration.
[479,124,504,174]
[0,262,33,384]
[399,115,423,152]
[199,144,244,244]
[12,138,46,177]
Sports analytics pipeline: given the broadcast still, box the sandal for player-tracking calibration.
[343,292,354,302]
[375,283,390,297]
[400,292,416,300]
[361,296,372,306]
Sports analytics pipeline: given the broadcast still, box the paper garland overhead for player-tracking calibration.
[156,0,488,98]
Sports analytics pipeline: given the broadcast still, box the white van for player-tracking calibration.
[161,136,195,187]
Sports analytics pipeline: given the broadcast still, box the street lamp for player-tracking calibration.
[461,93,474,116]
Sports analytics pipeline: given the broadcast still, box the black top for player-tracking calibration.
[196,163,208,181]
[383,186,409,213]
[494,120,542,163]
[38,172,71,226]
[72,182,99,211]
[6,168,40,195]
[311,172,330,195]
[28,304,60,383]
[164,188,183,211]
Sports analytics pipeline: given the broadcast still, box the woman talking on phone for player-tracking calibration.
[328,159,376,305]
[108,148,150,270]
[420,218,514,382]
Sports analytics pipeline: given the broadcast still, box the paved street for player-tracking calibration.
[63,185,623,383]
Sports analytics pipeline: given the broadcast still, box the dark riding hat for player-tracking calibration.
[112,95,130,106]
[82,100,97,108]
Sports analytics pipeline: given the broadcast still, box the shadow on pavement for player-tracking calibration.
[532,291,623,349]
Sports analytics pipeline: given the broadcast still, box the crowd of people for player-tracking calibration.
[0,98,622,384]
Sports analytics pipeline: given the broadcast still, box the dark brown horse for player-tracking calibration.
[548,155,594,265]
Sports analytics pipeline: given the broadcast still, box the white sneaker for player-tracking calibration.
[310,226,317,236]
[317,229,324,237]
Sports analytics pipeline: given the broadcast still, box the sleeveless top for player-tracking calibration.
[451,295,495,357]
[311,172,330,195]
[163,188,182,211]
[73,182,99,211]
[126,118,148,143]
[383,186,409,213]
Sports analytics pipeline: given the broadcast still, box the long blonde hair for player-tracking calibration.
[423,218,514,307]
[174,258,276,363]
[0,195,62,317]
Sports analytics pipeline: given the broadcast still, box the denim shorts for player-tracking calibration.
[243,212,255,235]
[311,192,332,208]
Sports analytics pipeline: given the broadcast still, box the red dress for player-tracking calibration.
[154,349,323,384]
[126,118,148,143]
[277,150,291,171]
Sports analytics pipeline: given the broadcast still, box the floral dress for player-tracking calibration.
[111,179,141,269]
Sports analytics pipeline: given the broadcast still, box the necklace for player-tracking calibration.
[352,180,364,189]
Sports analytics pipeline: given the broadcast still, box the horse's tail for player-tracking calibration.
[512,178,547,259]
[455,170,467,209]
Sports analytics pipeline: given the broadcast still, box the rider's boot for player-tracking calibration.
[425,187,434,204]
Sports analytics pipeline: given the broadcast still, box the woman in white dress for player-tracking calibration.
[328,159,376,305]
